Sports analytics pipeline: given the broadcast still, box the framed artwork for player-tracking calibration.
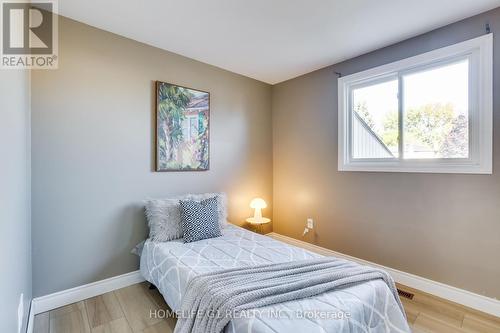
[155,81,210,171]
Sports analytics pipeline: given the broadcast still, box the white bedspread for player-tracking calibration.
[140,225,410,333]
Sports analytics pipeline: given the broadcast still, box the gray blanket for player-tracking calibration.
[174,257,405,333]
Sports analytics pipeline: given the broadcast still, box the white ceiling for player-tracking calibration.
[59,0,500,84]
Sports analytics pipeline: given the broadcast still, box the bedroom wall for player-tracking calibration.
[31,16,272,297]
[272,8,500,299]
[0,70,31,332]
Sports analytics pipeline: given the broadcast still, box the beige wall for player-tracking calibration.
[272,8,500,299]
[32,9,500,301]
[31,17,272,297]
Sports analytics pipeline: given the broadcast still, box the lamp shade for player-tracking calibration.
[250,198,267,209]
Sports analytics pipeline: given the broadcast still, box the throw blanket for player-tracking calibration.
[174,257,405,333]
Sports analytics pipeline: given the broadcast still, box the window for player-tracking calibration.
[182,115,199,141]
[338,34,493,174]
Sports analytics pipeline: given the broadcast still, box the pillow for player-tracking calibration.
[131,240,145,257]
[181,192,228,228]
[180,197,222,243]
[144,192,228,242]
[144,199,182,242]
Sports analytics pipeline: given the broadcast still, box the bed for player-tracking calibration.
[140,224,410,332]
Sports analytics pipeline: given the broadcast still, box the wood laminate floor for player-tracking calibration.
[33,282,500,333]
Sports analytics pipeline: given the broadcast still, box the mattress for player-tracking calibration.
[140,225,410,332]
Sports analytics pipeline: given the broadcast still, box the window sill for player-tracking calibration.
[338,161,492,174]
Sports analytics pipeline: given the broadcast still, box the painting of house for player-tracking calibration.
[156,81,209,171]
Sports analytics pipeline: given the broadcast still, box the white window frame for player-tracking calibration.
[338,34,493,174]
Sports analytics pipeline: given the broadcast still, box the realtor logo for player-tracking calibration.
[1,0,58,69]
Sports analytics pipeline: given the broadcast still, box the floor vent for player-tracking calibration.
[397,289,415,300]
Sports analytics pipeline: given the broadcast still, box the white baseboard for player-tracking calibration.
[31,270,144,315]
[267,232,500,318]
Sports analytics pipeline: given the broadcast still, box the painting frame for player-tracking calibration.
[155,81,210,172]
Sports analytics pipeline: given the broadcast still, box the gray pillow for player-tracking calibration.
[144,199,182,242]
[180,197,222,243]
[144,192,228,242]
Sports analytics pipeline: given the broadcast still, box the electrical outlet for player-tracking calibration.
[307,218,314,229]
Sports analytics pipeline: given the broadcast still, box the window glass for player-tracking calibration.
[403,60,469,159]
[352,80,399,159]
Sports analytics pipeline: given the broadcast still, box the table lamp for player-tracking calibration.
[250,198,267,221]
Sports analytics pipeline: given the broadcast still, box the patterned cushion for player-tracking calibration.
[182,193,228,228]
[180,197,222,243]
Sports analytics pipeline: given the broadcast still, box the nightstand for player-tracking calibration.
[246,217,271,234]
